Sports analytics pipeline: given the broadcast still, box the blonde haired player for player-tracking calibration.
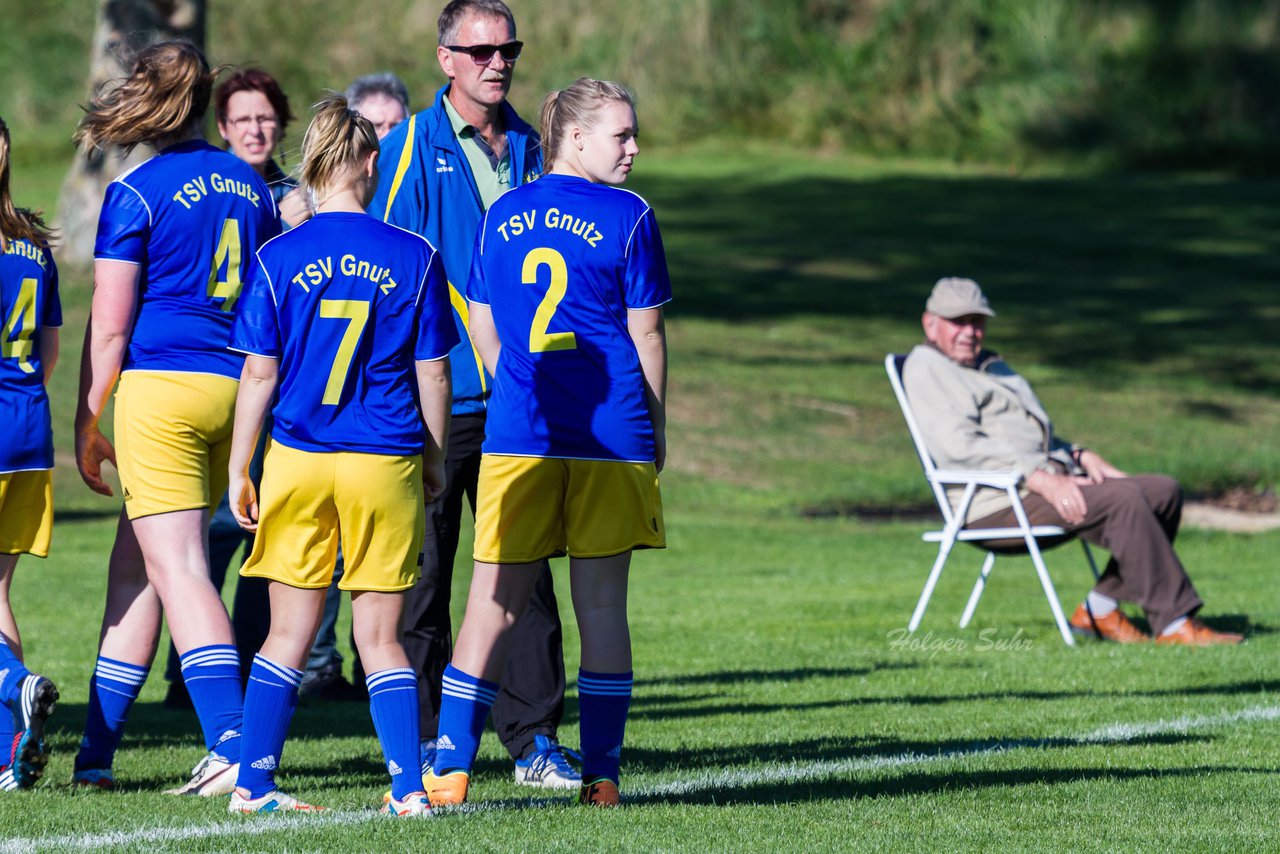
[226,95,455,815]
[427,78,668,808]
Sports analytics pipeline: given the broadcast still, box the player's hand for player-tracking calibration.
[653,426,667,474]
[423,459,447,503]
[1026,468,1088,525]
[76,427,117,497]
[229,473,259,532]
[1078,449,1127,483]
[277,187,313,229]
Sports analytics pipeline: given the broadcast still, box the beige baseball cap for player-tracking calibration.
[925,277,995,319]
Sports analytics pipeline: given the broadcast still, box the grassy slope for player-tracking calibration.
[15,145,1280,519]
[0,146,1278,849]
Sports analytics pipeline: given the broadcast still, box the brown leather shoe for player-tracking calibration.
[1068,602,1149,643]
[1155,618,1244,646]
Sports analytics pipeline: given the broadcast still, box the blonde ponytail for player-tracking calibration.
[537,78,634,174]
[300,94,379,199]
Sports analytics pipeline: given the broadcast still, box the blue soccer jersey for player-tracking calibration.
[94,139,280,379]
[0,237,61,472]
[467,174,672,462]
[230,212,459,455]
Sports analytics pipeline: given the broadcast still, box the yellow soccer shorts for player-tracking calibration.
[114,371,239,520]
[474,455,665,564]
[240,442,425,592]
[0,469,53,557]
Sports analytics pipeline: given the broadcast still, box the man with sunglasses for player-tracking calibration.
[369,0,580,791]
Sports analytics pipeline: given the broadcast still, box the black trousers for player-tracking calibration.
[401,414,566,760]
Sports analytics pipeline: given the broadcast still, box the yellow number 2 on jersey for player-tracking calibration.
[522,247,577,353]
[319,299,370,405]
[207,217,244,312]
[2,277,38,374]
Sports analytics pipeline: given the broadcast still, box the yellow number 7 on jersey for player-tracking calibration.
[523,247,577,353]
[319,299,370,405]
[2,277,38,374]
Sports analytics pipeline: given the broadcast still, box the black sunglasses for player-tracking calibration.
[445,40,523,65]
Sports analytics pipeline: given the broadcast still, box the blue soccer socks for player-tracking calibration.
[180,645,244,762]
[433,665,498,775]
[0,639,30,710]
[578,669,632,786]
[75,657,149,771]
[237,655,302,799]
[0,638,21,763]
[366,668,421,799]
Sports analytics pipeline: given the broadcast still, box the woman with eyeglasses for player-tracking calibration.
[71,41,281,795]
[425,78,668,809]
[225,95,455,815]
[215,68,311,229]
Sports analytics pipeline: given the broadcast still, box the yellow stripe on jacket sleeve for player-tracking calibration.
[448,281,487,394]
[382,115,418,223]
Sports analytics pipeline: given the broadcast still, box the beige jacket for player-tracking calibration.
[902,343,1076,521]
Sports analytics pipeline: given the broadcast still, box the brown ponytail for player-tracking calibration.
[0,116,52,250]
[74,41,218,154]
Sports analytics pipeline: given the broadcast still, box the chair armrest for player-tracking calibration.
[930,469,1022,489]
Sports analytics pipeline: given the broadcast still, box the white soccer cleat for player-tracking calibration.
[163,751,239,796]
[229,787,327,813]
[381,790,432,816]
[513,735,582,789]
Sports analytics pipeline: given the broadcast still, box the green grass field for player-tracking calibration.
[3,148,1280,851]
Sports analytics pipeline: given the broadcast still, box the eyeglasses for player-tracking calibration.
[227,114,278,130]
[445,40,523,66]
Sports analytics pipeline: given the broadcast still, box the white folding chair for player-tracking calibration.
[885,354,1100,646]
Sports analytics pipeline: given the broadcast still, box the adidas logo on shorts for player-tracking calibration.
[251,755,277,771]
[388,760,402,775]
[436,735,456,751]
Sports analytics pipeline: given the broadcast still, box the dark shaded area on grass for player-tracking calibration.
[634,169,1280,392]
[621,730,1221,780]
[634,663,919,687]
[627,763,1256,807]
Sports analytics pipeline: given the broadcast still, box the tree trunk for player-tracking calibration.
[56,0,207,268]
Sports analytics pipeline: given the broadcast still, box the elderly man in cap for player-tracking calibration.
[901,277,1242,645]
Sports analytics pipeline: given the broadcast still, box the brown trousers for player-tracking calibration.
[969,474,1202,634]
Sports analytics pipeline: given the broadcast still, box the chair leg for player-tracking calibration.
[1026,541,1075,646]
[908,539,958,632]
[959,551,996,629]
[1081,540,1101,581]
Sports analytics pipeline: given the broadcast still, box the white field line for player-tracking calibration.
[0,811,384,854]
[6,703,1280,853]
[635,703,1280,799]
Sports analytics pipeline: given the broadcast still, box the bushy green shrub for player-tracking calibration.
[2,0,1278,171]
